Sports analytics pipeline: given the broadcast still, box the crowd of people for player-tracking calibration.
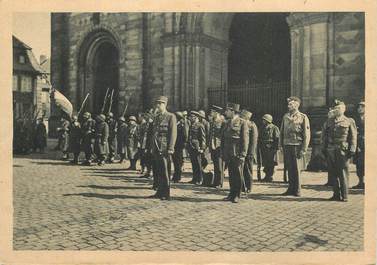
[14,95,365,203]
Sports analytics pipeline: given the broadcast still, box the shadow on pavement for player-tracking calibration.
[31,161,76,166]
[77,184,150,190]
[249,194,331,202]
[63,192,148,199]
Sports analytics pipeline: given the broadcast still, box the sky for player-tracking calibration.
[12,12,51,62]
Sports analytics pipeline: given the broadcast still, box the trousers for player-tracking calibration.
[211,149,224,187]
[327,148,350,200]
[283,145,303,196]
[243,156,253,191]
[228,156,245,199]
[152,153,171,198]
[190,149,203,183]
[172,148,184,181]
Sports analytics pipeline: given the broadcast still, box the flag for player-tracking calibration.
[52,89,73,117]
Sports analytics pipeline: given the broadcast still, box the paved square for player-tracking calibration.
[13,141,364,251]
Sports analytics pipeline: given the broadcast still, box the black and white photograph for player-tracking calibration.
[3,2,376,264]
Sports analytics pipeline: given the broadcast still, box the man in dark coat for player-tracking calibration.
[106,112,118,163]
[221,103,249,203]
[81,112,96,165]
[258,114,280,182]
[322,100,357,201]
[126,116,139,170]
[172,111,189,183]
[117,116,128,163]
[352,101,365,189]
[240,109,258,192]
[95,114,109,166]
[33,117,47,153]
[148,96,177,200]
[69,115,81,164]
[208,105,225,188]
[280,96,310,197]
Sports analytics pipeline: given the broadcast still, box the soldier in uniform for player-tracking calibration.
[198,110,211,171]
[142,112,154,179]
[221,103,249,203]
[187,111,206,185]
[106,112,118,163]
[33,117,47,153]
[117,116,128,163]
[59,117,71,160]
[94,114,109,166]
[240,109,258,192]
[69,115,81,164]
[322,100,357,201]
[148,96,177,200]
[81,112,96,165]
[258,114,280,182]
[125,116,139,170]
[352,101,365,189]
[280,96,310,197]
[137,113,150,174]
[172,111,189,183]
[208,105,225,188]
[321,109,335,186]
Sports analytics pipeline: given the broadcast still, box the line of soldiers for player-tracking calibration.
[56,95,364,203]
[13,116,47,154]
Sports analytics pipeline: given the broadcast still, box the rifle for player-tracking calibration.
[77,93,90,117]
[100,87,110,114]
[122,101,129,117]
[257,143,262,181]
[107,89,114,115]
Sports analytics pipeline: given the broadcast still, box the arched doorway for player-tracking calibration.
[78,29,120,116]
[227,13,291,125]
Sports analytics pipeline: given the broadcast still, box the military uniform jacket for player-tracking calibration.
[188,121,206,152]
[117,122,128,154]
[259,123,280,149]
[280,111,311,152]
[149,111,177,155]
[175,119,189,150]
[138,121,149,150]
[209,119,223,151]
[321,115,357,155]
[69,122,82,153]
[95,121,109,154]
[60,119,70,152]
[355,114,364,153]
[246,120,259,161]
[81,118,96,139]
[201,119,211,148]
[107,118,118,139]
[126,124,139,159]
[221,115,249,162]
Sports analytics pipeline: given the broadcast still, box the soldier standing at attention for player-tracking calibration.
[352,101,365,190]
[240,109,258,193]
[208,105,225,188]
[81,112,96,165]
[322,100,357,201]
[106,112,118,163]
[125,116,139,170]
[258,114,280,182]
[95,114,109,166]
[172,111,189,183]
[137,113,150,174]
[69,115,82,164]
[187,111,206,185]
[117,116,128,163]
[221,103,249,203]
[148,96,177,200]
[280,96,310,197]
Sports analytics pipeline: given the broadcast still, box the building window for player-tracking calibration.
[13,75,18,91]
[19,55,26,64]
[20,75,33,92]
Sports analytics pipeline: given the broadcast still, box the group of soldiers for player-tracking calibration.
[13,116,47,154]
[54,94,365,203]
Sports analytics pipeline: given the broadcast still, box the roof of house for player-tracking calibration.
[13,35,45,74]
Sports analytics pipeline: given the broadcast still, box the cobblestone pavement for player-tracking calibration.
[13,141,364,251]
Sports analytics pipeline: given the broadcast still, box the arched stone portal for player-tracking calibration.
[78,29,120,116]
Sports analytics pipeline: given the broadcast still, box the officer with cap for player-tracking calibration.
[258,114,280,182]
[125,115,139,170]
[94,114,109,166]
[187,111,207,185]
[69,115,81,164]
[117,116,128,163]
[280,96,310,197]
[209,105,225,188]
[81,112,96,165]
[221,102,249,203]
[148,96,177,200]
[240,109,258,192]
[172,111,189,183]
[352,101,365,189]
[322,100,357,201]
[106,112,118,163]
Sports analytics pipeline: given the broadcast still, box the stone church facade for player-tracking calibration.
[51,12,364,128]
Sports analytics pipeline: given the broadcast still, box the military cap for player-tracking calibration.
[198,110,206,119]
[333,99,345,107]
[97,114,106,122]
[119,116,125,122]
[190,110,201,118]
[358,101,365,106]
[240,109,252,120]
[287,96,301,104]
[155,96,168,104]
[262,114,273,123]
[107,112,114,118]
[83,112,91,118]
[182,110,188,116]
[175,111,184,119]
[226,102,240,112]
[211,105,223,112]
[129,116,137,122]
[72,115,78,121]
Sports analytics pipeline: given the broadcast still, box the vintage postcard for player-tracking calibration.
[0,0,376,264]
